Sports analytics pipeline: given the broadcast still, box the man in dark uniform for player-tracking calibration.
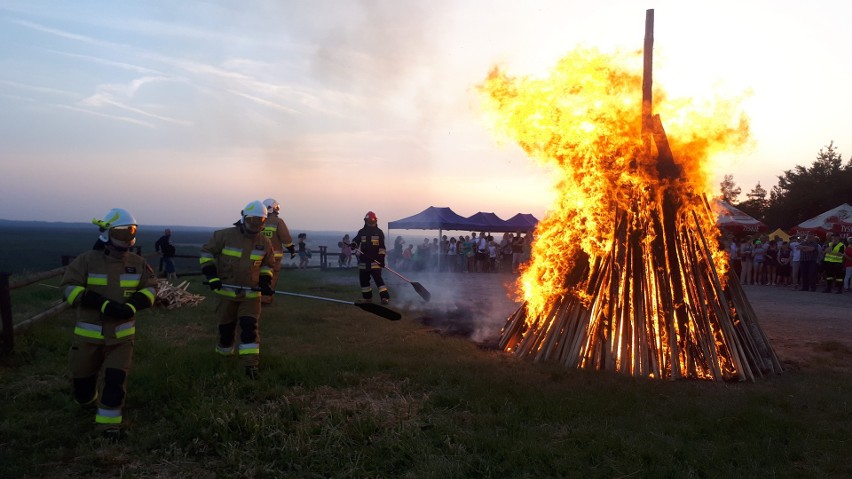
[352,211,390,304]
[61,208,158,440]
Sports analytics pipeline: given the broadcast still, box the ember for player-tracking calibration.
[479,10,781,381]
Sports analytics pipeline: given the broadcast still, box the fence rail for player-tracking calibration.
[1,246,346,355]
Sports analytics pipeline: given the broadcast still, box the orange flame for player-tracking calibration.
[478,48,749,320]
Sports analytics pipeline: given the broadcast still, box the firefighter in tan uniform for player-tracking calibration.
[200,200,276,379]
[61,208,158,440]
[260,198,295,305]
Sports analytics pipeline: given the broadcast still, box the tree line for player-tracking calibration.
[718,141,852,229]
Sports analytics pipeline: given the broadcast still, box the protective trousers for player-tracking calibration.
[358,262,389,301]
[215,298,261,366]
[69,339,132,429]
[823,261,844,292]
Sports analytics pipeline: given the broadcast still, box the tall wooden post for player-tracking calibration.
[642,9,654,136]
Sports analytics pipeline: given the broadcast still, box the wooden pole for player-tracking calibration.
[642,9,654,136]
[0,273,13,355]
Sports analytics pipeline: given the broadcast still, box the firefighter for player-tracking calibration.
[61,208,158,440]
[200,200,276,379]
[260,198,295,305]
[822,233,845,293]
[352,211,390,304]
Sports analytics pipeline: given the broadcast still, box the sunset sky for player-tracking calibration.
[2,1,850,231]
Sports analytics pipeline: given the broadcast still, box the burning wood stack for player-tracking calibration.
[481,10,782,381]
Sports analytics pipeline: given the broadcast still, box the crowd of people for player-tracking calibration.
[381,231,533,274]
[723,231,852,293]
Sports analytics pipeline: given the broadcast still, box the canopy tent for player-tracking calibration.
[792,203,852,239]
[465,211,510,232]
[387,206,473,231]
[504,213,539,233]
[767,227,790,243]
[711,200,768,235]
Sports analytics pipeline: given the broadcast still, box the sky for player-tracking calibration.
[1,0,850,231]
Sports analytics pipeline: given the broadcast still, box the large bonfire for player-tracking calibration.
[479,12,781,381]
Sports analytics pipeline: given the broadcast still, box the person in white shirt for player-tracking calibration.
[789,236,801,288]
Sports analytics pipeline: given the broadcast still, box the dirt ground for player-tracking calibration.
[737,283,852,373]
[387,271,852,374]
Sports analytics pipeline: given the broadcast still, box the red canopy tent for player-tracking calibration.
[793,203,852,239]
[711,200,768,235]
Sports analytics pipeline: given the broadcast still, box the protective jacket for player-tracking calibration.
[62,248,158,344]
[61,246,157,429]
[200,225,276,299]
[262,213,295,269]
[353,225,386,266]
[824,242,845,263]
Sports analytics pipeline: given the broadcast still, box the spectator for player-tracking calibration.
[400,244,414,270]
[725,234,741,278]
[297,233,311,269]
[511,232,525,274]
[475,232,488,273]
[797,233,819,292]
[752,239,766,285]
[822,233,845,293]
[739,236,754,285]
[844,237,852,292]
[776,241,792,286]
[391,236,404,268]
[487,239,498,273]
[499,232,513,273]
[154,228,177,282]
[339,234,353,268]
[462,235,474,273]
[764,240,779,285]
[789,235,801,288]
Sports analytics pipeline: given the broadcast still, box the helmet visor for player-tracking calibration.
[109,225,137,243]
[244,216,266,232]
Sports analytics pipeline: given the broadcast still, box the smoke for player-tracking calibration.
[384,269,520,347]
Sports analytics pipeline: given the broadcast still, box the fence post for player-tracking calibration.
[319,246,328,270]
[0,273,13,355]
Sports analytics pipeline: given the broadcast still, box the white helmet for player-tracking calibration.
[241,200,268,233]
[263,198,280,215]
[93,208,138,248]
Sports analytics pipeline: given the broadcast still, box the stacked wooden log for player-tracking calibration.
[156,280,205,310]
[498,192,783,381]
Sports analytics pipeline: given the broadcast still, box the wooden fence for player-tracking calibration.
[0,246,345,355]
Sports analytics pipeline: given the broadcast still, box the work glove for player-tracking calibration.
[207,277,222,291]
[258,276,274,296]
[80,290,107,309]
[101,300,135,320]
[286,244,296,259]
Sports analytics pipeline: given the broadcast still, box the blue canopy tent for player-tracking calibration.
[387,206,475,271]
[465,211,511,233]
[504,213,539,233]
[387,206,473,231]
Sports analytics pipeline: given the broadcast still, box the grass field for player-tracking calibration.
[1,269,851,478]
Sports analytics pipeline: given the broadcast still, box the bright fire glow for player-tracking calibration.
[478,48,752,380]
